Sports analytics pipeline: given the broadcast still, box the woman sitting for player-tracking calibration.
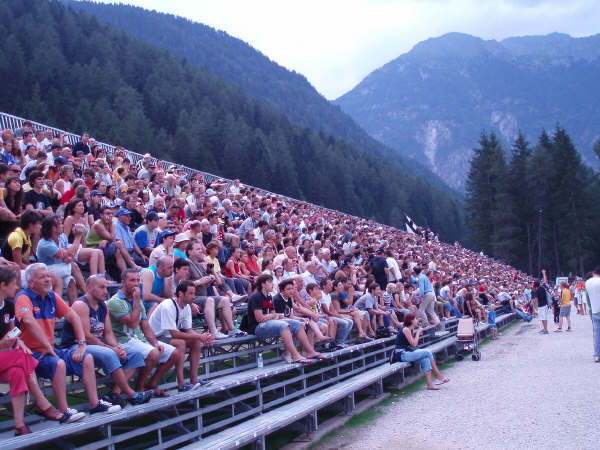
[0,266,66,435]
[63,198,105,276]
[394,313,449,390]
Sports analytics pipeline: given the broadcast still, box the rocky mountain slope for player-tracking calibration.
[335,32,600,189]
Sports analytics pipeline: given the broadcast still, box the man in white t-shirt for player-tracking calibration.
[149,280,214,391]
[385,250,401,283]
[585,266,600,362]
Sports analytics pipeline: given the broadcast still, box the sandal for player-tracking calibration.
[554,329,562,333]
[426,386,440,391]
[306,353,328,360]
[436,378,450,385]
[14,425,32,436]
[37,405,64,421]
[148,388,170,397]
[291,358,312,364]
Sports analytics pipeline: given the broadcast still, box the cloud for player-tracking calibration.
[94,0,600,99]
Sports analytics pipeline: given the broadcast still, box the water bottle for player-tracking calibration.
[257,352,263,368]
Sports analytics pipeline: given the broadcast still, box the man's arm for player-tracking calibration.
[19,315,56,356]
[140,320,160,347]
[71,301,106,347]
[114,288,142,329]
[141,270,167,303]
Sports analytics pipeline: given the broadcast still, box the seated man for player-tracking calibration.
[134,211,160,257]
[186,240,236,339]
[330,278,372,342]
[15,263,120,421]
[140,256,175,317]
[355,283,391,335]
[148,280,214,391]
[107,269,182,397]
[308,279,354,348]
[115,208,148,269]
[64,275,152,406]
[245,274,326,364]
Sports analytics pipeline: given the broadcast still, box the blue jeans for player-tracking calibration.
[400,349,434,372]
[443,301,461,318]
[515,308,532,322]
[254,319,302,338]
[333,317,353,345]
[72,344,145,375]
[592,313,600,358]
[382,307,395,327]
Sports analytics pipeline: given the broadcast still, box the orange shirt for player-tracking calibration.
[15,288,70,352]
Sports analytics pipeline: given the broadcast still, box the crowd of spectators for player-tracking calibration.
[0,122,536,435]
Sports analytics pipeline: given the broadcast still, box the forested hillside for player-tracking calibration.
[465,126,600,277]
[0,0,464,241]
[63,0,452,190]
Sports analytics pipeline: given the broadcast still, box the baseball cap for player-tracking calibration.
[90,190,102,197]
[156,230,176,246]
[116,208,133,217]
[54,156,68,165]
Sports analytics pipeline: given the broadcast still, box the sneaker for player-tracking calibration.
[335,343,348,349]
[89,399,121,415]
[178,382,202,392]
[231,294,248,303]
[434,330,450,337]
[103,392,127,408]
[357,334,373,343]
[199,379,213,386]
[212,331,229,339]
[594,356,600,363]
[538,330,549,335]
[128,391,152,405]
[60,408,86,423]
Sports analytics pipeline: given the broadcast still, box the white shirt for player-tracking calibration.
[149,298,192,339]
[386,257,401,281]
[585,276,600,314]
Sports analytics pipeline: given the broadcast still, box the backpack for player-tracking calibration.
[376,326,391,339]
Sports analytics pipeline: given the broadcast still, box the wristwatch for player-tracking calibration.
[77,339,86,346]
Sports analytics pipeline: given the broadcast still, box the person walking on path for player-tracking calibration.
[533,278,549,334]
[555,281,572,332]
[585,266,600,362]
[414,266,440,330]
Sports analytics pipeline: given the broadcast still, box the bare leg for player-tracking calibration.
[350,310,365,335]
[11,392,26,428]
[71,263,85,292]
[66,279,78,304]
[203,298,217,334]
[425,371,439,390]
[52,359,68,412]
[136,350,159,392]
[280,327,303,360]
[147,349,181,390]
[27,373,51,410]
[81,354,99,408]
[170,339,186,388]
[217,298,235,332]
[109,368,135,397]
[188,340,202,384]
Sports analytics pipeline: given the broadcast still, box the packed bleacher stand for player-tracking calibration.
[0,118,536,437]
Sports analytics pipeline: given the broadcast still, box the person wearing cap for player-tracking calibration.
[114,208,148,270]
[140,256,174,317]
[173,233,190,260]
[149,230,176,267]
[134,211,160,257]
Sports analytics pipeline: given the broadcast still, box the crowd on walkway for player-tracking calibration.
[0,122,597,437]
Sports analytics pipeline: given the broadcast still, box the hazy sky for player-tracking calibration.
[94,0,599,99]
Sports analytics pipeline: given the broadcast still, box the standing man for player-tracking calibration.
[585,266,600,362]
[533,279,549,334]
[555,281,572,332]
[414,266,440,330]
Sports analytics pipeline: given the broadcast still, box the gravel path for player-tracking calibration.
[317,311,599,450]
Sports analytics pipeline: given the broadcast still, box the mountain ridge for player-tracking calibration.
[335,31,600,189]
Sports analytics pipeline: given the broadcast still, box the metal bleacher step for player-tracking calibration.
[180,362,410,450]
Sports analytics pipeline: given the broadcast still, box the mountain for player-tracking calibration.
[335,32,600,189]
[0,0,464,241]
[63,0,454,191]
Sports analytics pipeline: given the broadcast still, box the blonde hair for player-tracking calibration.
[386,283,396,294]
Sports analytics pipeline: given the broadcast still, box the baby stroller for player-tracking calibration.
[455,318,481,361]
